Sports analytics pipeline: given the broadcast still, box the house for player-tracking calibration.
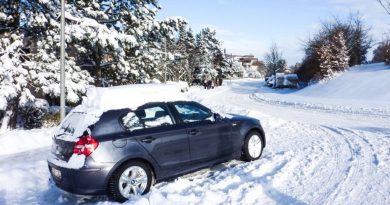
[226,54,265,71]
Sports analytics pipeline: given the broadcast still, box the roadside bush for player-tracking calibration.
[20,99,49,129]
[42,112,61,128]
[372,39,390,64]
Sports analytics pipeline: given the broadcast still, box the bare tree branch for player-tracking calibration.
[377,0,390,15]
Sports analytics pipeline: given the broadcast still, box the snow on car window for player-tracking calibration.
[175,105,199,114]
[122,112,143,131]
[122,106,173,130]
[144,107,163,118]
[142,106,173,128]
[144,115,173,128]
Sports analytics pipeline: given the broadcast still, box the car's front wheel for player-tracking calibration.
[243,131,264,161]
[108,161,154,202]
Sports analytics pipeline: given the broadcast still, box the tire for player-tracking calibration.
[107,160,154,202]
[243,131,264,161]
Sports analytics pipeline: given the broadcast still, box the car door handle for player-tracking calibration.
[188,129,199,135]
[140,136,155,143]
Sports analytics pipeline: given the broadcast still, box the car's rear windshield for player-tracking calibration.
[55,111,99,140]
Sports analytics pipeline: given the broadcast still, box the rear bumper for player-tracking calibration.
[48,161,113,195]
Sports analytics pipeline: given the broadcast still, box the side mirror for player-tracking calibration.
[213,113,222,122]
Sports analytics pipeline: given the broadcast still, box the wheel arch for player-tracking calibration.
[245,127,266,148]
[105,157,157,191]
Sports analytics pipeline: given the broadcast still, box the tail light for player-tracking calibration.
[73,135,99,156]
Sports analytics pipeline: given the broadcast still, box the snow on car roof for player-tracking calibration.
[80,83,188,112]
[55,83,188,144]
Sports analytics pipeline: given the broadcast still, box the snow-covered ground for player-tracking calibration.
[253,63,390,113]
[1,64,390,205]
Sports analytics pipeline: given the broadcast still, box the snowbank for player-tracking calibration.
[298,63,390,101]
[256,63,390,111]
[0,127,55,156]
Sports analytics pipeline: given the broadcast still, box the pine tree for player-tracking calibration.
[65,1,187,85]
[184,28,196,83]
[0,0,29,130]
[317,42,333,79]
[193,28,226,84]
[0,0,227,131]
[157,20,191,83]
[26,0,94,103]
[0,0,93,130]
[317,31,349,79]
[331,31,349,72]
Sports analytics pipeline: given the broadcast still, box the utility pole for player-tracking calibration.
[164,38,167,83]
[60,0,66,121]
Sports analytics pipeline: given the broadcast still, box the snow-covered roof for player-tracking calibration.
[80,83,188,112]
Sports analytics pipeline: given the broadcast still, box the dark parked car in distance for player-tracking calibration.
[48,100,266,202]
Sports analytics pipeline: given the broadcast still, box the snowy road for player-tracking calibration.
[1,79,390,205]
[186,80,390,205]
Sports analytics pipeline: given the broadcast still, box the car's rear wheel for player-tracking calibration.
[243,131,264,161]
[108,161,154,202]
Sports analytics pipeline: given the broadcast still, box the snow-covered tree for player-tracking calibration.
[171,26,196,83]
[317,31,349,79]
[0,0,93,130]
[26,1,94,103]
[227,59,244,78]
[0,1,29,130]
[185,28,197,81]
[0,0,227,131]
[193,28,225,84]
[68,0,187,85]
[156,21,193,83]
[0,36,32,131]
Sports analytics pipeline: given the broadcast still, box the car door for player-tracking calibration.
[171,102,233,163]
[121,103,190,169]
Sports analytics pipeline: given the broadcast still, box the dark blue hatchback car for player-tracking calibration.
[48,100,265,202]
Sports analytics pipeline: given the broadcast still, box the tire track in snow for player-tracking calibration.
[187,81,390,205]
[250,93,390,118]
[320,126,360,204]
[327,127,389,204]
[189,88,348,204]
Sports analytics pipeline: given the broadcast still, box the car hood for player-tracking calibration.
[221,113,260,124]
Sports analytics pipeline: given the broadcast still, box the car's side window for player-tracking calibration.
[122,112,143,131]
[174,103,213,123]
[122,105,173,131]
